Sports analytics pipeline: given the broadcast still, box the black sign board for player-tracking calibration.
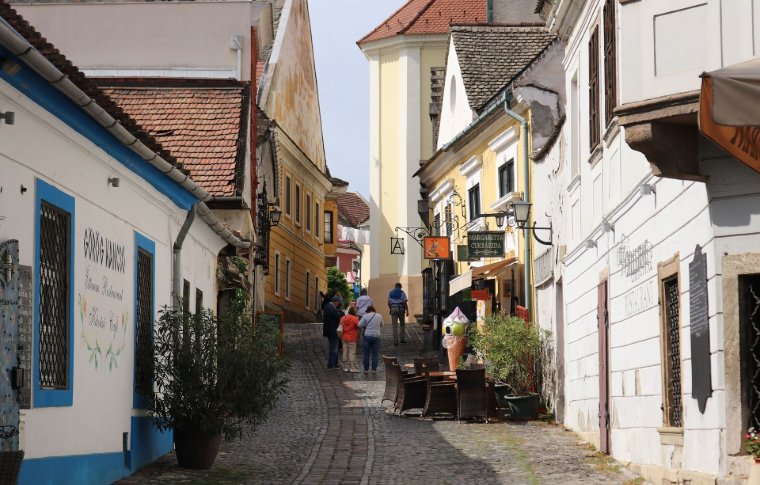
[467,232,505,258]
[689,245,712,414]
[457,245,477,262]
[255,311,284,357]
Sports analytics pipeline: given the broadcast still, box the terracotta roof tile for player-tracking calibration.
[0,2,177,166]
[358,0,485,45]
[100,85,249,197]
[450,25,556,111]
[336,192,369,228]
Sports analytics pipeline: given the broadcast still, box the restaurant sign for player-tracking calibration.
[467,231,504,258]
[457,244,477,262]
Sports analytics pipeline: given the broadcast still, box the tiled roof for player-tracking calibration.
[100,82,249,197]
[336,192,369,228]
[451,25,556,111]
[358,0,486,45]
[0,2,177,166]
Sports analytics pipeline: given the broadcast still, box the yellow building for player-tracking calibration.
[357,0,486,321]
[415,25,563,322]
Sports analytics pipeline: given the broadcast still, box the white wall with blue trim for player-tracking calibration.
[0,66,227,483]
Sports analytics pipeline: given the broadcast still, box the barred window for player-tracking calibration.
[135,248,153,399]
[740,275,760,431]
[603,0,617,126]
[658,254,683,430]
[589,26,601,151]
[315,202,321,239]
[38,201,71,390]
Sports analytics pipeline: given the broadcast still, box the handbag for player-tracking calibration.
[337,322,344,339]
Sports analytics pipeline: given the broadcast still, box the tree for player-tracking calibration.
[327,266,353,304]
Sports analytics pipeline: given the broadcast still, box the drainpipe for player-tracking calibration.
[487,0,494,23]
[502,97,532,317]
[173,205,196,307]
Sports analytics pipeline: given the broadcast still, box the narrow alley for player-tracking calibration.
[119,322,637,485]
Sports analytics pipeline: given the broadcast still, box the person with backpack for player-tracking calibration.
[387,282,409,345]
[358,305,383,373]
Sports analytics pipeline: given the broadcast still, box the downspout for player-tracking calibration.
[173,205,196,307]
[487,0,494,23]
[502,97,532,317]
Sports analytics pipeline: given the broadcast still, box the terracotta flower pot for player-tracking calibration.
[174,428,222,470]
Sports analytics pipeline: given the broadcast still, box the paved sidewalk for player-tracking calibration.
[118,321,641,485]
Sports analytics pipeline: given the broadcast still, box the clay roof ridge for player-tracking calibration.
[397,0,437,36]
[357,0,431,45]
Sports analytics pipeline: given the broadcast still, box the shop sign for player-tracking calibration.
[471,289,490,300]
[423,236,451,259]
[689,244,712,413]
[467,231,504,258]
[457,244,477,262]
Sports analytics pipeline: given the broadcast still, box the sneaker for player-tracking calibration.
[371,369,377,374]
[363,369,369,374]
[350,368,360,373]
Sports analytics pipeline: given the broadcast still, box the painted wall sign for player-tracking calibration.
[689,244,712,413]
[617,235,653,282]
[83,227,126,274]
[471,289,490,300]
[467,231,505,258]
[622,280,656,318]
[423,236,450,259]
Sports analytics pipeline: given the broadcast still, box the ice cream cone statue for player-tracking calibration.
[442,307,470,371]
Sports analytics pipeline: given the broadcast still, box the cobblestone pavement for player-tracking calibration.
[118,320,641,485]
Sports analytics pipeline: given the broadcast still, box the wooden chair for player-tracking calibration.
[413,357,440,375]
[389,362,427,415]
[455,367,491,423]
[422,377,457,419]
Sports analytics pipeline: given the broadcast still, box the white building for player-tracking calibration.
[537,0,760,482]
[0,6,245,483]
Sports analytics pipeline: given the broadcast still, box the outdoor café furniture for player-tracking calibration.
[413,357,440,375]
[455,367,491,423]
[422,376,458,419]
[382,355,408,403]
[389,362,427,415]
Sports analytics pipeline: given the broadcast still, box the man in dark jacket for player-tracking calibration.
[323,296,343,369]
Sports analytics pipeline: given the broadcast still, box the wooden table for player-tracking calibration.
[426,371,456,378]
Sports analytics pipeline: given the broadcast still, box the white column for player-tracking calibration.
[368,53,382,279]
[398,45,422,276]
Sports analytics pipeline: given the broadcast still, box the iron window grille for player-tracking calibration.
[589,26,601,151]
[38,201,71,390]
[433,213,441,236]
[603,0,618,127]
[135,249,153,397]
[445,204,453,235]
[740,275,760,431]
[663,277,683,427]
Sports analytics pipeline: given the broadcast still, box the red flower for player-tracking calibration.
[747,434,752,439]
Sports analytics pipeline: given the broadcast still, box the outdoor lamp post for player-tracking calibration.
[479,198,553,246]
[269,205,282,226]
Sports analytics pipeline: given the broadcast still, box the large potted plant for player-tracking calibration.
[471,312,544,419]
[150,291,288,469]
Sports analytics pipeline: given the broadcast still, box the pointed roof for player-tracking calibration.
[100,80,250,196]
[358,0,486,45]
[450,25,556,111]
[336,192,369,228]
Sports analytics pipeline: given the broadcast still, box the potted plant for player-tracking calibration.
[747,427,760,463]
[150,291,288,469]
[470,312,544,419]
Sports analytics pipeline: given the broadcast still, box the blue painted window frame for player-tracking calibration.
[133,232,155,409]
[34,178,75,407]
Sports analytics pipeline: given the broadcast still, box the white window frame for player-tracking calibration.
[460,156,484,230]
[489,128,520,211]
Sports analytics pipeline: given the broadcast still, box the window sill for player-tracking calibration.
[657,426,684,446]
[490,191,523,211]
[588,144,603,167]
[603,118,620,146]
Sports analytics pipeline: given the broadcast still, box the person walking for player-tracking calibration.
[355,288,373,318]
[340,307,360,372]
[387,282,409,345]
[358,305,383,373]
[322,295,343,369]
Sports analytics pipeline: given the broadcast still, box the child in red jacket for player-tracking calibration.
[340,307,360,372]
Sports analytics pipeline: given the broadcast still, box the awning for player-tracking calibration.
[700,58,760,174]
[448,270,472,296]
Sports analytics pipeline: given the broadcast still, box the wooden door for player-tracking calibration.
[598,280,610,454]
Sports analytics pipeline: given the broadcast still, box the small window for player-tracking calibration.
[433,213,441,236]
[314,276,320,310]
[306,271,311,309]
[603,0,617,126]
[195,288,203,315]
[468,184,481,221]
[658,255,682,428]
[324,211,334,244]
[134,234,155,408]
[589,25,601,151]
[285,259,292,300]
[274,253,281,295]
[315,202,321,238]
[306,193,312,232]
[295,184,301,225]
[498,159,515,197]
[182,280,190,315]
[285,176,291,216]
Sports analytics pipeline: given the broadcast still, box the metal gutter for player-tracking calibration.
[0,20,250,249]
[173,206,196,305]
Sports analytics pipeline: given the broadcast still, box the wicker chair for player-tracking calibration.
[413,357,440,375]
[422,377,457,419]
[381,355,400,403]
[389,362,427,414]
[455,367,491,423]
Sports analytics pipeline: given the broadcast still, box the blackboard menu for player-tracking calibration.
[17,266,32,409]
[255,311,284,357]
[689,245,712,414]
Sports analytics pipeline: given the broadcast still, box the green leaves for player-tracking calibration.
[327,266,353,304]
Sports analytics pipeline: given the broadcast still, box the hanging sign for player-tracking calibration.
[467,231,504,258]
[457,244,477,262]
[423,236,450,259]
[471,289,490,301]
[390,237,404,255]
[689,244,712,414]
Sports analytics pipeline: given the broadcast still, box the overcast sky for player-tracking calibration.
[309,0,407,199]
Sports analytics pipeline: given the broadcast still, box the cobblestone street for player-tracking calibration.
[119,322,641,485]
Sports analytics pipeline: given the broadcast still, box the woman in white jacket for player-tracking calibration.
[358,305,383,373]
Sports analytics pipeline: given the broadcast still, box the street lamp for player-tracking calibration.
[479,198,553,246]
[269,205,282,226]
